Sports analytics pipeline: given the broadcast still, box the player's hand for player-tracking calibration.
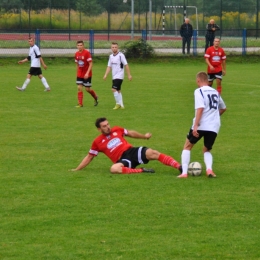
[103,75,107,80]
[43,64,47,70]
[144,133,152,139]
[84,73,89,79]
[69,169,78,172]
[210,65,215,71]
[18,60,23,64]
[222,70,226,76]
[128,75,132,81]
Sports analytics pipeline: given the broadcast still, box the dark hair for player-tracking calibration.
[77,40,84,45]
[95,117,107,128]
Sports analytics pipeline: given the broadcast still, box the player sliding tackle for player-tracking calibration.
[71,117,182,174]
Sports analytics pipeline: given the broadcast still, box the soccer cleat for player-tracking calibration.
[120,106,125,109]
[177,173,188,178]
[16,87,24,91]
[94,96,98,106]
[44,88,51,92]
[75,104,83,108]
[141,168,155,173]
[206,169,216,178]
[113,104,121,110]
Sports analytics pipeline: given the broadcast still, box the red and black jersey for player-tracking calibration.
[75,49,92,78]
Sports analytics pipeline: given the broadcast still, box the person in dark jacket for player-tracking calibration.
[180,18,193,55]
[205,19,220,52]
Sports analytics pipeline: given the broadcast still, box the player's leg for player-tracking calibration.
[203,131,217,177]
[187,37,191,54]
[16,72,32,91]
[112,79,122,109]
[207,73,215,87]
[110,162,145,174]
[118,90,124,109]
[178,129,202,178]
[84,77,98,106]
[215,72,223,94]
[38,73,51,91]
[76,78,84,107]
[182,38,186,54]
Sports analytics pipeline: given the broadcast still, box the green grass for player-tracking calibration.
[1,58,260,259]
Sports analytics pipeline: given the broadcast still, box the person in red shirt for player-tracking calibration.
[204,38,226,94]
[75,40,98,107]
[71,117,182,174]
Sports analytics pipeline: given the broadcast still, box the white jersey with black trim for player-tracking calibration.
[108,52,128,80]
[29,44,41,67]
[192,86,226,133]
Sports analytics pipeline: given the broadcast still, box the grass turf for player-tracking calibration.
[0,58,260,259]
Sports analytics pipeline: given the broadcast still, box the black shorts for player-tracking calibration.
[117,147,149,169]
[76,77,92,87]
[112,79,123,91]
[208,71,223,82]
[29,67,42,76]
[187,129,217,151]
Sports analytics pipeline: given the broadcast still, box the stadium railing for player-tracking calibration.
[0,29,259,56]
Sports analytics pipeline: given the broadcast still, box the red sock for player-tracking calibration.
[78,91,83,105]
[88,89,97,100]
[217,86,222,94]
[158,154,180,169]
[121,167,143,174]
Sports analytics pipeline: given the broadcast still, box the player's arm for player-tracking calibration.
[193,107,204,137]
[40,57,47,70]
[205,57,214,71]
[18,57,29,64]
[70,154,95,171]
[125,64,132,81]
[127,130,151,140]
[222,59,226,75]
[84,60,93,79]
[103,66,111,80]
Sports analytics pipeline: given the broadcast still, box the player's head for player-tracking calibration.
[111,42,119,54]
[210,19,215,24]
[213,38,220,47]
[196,72,208,87]
[77,40,84,51]
[95,117,111,135]
[28,37,35,46]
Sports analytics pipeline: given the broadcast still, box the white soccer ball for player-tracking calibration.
[188,162,202,176]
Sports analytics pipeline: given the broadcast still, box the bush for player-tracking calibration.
[121,38,155,59]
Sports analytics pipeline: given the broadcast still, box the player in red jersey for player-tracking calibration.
[74,40,98,107]
[204,38,226,94]
[71,117,182,174]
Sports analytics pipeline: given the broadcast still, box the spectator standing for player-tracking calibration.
[180,18,193,55]
[16,37,51,92]
[205,19,220,52]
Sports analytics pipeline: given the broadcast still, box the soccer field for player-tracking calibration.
[1,57,260,259]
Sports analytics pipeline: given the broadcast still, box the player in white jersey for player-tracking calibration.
[178,71,226,178]
[103,42,132,110]
[16,37,50,92]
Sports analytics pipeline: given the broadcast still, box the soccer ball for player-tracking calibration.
[188,162,202,176]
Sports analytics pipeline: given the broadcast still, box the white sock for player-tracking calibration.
[181,150,190,174]
[118,92,124,107]
[113,91,120,104]
[41,77,50,89]
[22,78,30,89]
[204,151,213,170]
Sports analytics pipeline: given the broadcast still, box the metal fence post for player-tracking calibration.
[142,29,147,41]
[89,29,94,56]
[35,29,40,49]
[242,28,246,55]
[192,29,197,56]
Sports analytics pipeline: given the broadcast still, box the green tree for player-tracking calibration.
[0,0,23,12]
[76,0,103,16]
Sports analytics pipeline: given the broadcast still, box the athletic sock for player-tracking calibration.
[204,151,213,170]
[41,77,50,89]
[88,89,97,100]
[181,150,191,174]
[158,153,180,169]
[217,86,222,94]
[118,92,124,107]
[121,167,143,174]
[113,91,120,104]
[22,78,30,90]
[78,91,83,105]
